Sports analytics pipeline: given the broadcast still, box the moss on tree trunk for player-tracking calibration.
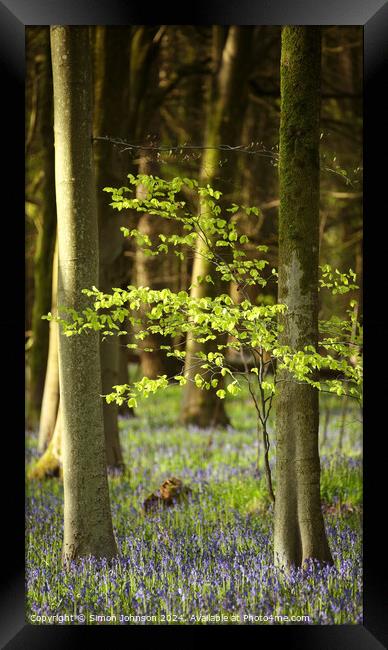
[274,26,333,568]
[51,25,118,564]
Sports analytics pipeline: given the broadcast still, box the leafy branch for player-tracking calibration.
[45,174,363,502]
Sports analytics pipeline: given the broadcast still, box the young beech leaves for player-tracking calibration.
[54,175,362,411]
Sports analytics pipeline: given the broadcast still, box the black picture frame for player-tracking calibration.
[3,0,387,647]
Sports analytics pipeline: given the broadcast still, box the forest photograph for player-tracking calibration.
[25,25,363,626]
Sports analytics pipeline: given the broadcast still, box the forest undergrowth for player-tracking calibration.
[26,383,362,625]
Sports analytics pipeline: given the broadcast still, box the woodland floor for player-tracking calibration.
[26,383,362,625]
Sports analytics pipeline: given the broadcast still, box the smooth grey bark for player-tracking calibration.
[181,26,253,427]
[37,237,59,452]
[274,26,332,568]
[51,25,117,564]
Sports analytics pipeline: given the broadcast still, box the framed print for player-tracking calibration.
[1,0,387,647]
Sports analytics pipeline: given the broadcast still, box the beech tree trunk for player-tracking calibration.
[93,26,131,470]
[117,334,135,417]
[27,29,56,429]
[51,25,117,564]
[274,26,332,568]
[29,403,62,480]
[181,26,253,427]
[135,156,180,380]
[37,237,59,452]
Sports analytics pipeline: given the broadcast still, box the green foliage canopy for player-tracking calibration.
[46,174,363,411]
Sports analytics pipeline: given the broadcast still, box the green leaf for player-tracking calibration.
[174,375,187,386]
[227,382,240,396]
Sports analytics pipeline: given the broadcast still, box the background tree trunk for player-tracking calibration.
[93,26,131,470]
[274,26,333,568]
[51,25,117,564]
[117,330,135,417]
[29,403,62,480]
[27,29,56,429]
[37,237,59,452]
[181,26,253,427]
[135,156,180,379]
